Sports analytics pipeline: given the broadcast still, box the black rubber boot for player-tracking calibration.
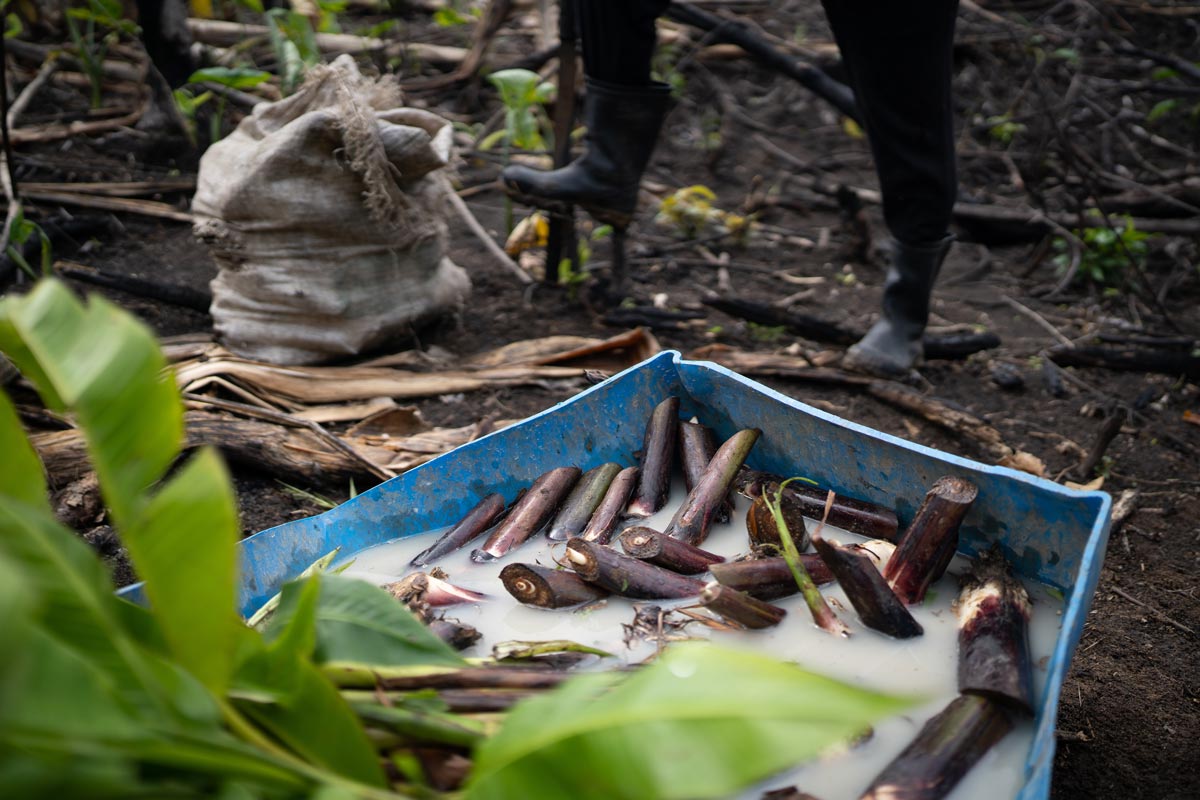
[500,78,671,229]
[843,235,954,378]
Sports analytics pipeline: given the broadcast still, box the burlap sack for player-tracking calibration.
[192,55,470,364]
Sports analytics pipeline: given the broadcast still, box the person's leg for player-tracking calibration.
[823,0,960,377]
[499,0,673,228]
[577,0,668,87]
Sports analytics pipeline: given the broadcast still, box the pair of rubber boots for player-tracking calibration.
[499,78,951,378]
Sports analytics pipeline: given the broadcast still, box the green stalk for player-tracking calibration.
[764,480,849,637]
[492,640,614,660]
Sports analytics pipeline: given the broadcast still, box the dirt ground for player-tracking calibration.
[5,2,1199,799]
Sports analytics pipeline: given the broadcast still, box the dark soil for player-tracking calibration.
[5,2,1198,799]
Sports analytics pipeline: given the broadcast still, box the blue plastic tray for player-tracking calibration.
[124,350,1111,799]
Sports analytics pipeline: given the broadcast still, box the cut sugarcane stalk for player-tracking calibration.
[739,470,900,541]
[664,428,761,545]
[427,618,482,650]
[885,476,979,605]
[471,466,581,562]
[813,536,923,639]
[350,702,485,749]
[619,526,725,575]
[627,396,680,518]
[492,640,614,661]
[709,555,835,600]
[385,573,488,608]
[859,694,1013,800]
[565,538,706,599]
[499,562,609,608]
[956,548,1035,715]
[546,462,622,541]
[700,581,787,629]
[764,481,850,637]
[746,492,810,552]
[327,663,574,691]
[580,465,640,544]
[411,493,507,566]
[679,421,733,523]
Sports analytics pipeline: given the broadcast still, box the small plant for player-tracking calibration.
[266,7,320,95]
[654,185,753,242]
[651,41,686,98]
[4,205,52,280]
[180,66,272,143]
[65,0,139,108]
[480,68,555,153]
[1053,214,1153,290]
[748,323,787,344]
[986,113,1026,146]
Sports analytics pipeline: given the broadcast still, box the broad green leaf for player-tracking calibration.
[236,659,387,788]
[125,447,240,692]
[188,67,272,90]
[280,575,464,668]
[0,281,183,527]
[0,626,145,741]
[0,498,164,711]
[0,388,49,508]
[466,644,917,800]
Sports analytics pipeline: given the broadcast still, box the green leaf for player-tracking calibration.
[236,660,387,788]
[466,644,916,800]
[0,388,49,509]
[0,281,183,528]
[1146,99,1177,124]
[188,67,272,90]
[278,574,464,668]
[125,448,240,693]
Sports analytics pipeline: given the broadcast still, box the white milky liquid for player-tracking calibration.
[338,486,1062,800]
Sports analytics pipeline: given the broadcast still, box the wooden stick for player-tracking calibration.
[447,189,533,285]
[8,55,58,127]
[23,189,191,222]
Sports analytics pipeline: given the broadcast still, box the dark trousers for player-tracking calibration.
[577,0,959,246]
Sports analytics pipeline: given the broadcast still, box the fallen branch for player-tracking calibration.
[184,18,468,64]
[56,261,212,312]
[1048,344,1200,381]
[664,2,859,122]
[22,187,191,221]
